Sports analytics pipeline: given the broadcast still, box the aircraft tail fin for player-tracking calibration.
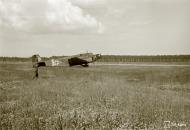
[32,54,42,63]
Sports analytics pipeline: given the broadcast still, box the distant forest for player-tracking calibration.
[0,55,190,62]
[98,55,190,62]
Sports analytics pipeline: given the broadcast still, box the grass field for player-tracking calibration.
[0,62,190,130]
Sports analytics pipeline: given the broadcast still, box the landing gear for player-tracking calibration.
[81,64,89,67]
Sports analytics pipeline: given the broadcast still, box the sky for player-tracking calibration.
[0,0,190,57]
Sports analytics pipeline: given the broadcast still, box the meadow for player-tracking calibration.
[0,62,190,129]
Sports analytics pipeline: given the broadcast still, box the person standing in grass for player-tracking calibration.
[32,54,39,79]
[33,63,39,79]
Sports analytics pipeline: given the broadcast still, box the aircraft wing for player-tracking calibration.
[68,57,89,67]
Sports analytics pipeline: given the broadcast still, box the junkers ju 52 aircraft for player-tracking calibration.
[32,53,102,67]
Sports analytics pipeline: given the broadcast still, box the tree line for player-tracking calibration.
[0,55,190,62]
[98,55,190,62]
[0,57,48,62]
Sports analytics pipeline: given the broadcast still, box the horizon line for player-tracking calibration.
[0,54,190,58]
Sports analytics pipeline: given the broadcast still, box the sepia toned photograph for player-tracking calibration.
[0,0,190,129]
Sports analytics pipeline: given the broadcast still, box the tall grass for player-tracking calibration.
[0,63,189,129]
